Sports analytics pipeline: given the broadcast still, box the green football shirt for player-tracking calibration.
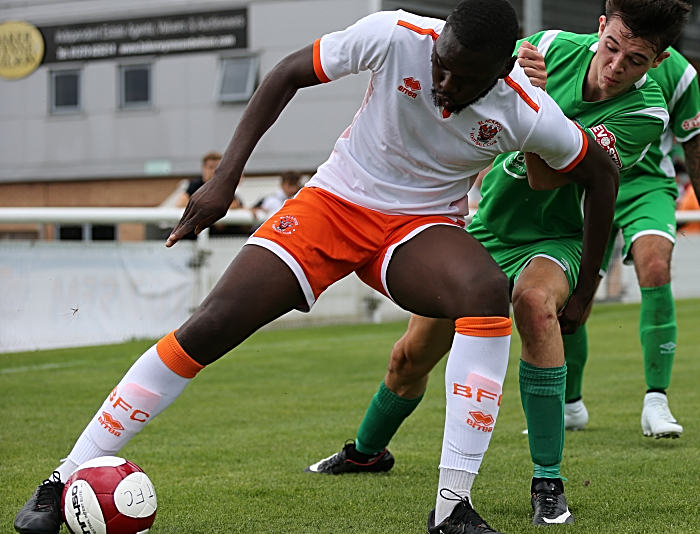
[471,31,669,245]
[624,46,700,198]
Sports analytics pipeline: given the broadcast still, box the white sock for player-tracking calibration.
[435,468,477,523]
[435,317,512,523]
[54,342,196,477]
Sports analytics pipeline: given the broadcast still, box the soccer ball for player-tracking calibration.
[62,456,157,534]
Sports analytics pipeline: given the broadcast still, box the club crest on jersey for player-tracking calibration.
[590,124,622,168]
[397,77,421,99]
[272,215,298,235]
[682,111,700,131]
[470,119,502,147]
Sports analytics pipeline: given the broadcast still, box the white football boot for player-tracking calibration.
[641,392,682,439]
[564,399,588,431]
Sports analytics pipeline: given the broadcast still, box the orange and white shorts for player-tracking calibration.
[247,187,464,311]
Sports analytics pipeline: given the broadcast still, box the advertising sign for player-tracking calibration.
[40,9,247,64]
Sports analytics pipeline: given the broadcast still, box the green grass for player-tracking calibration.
[2,299,700,533]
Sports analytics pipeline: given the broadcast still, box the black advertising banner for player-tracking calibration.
[39,8,247,64]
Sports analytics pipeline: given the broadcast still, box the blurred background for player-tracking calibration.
[1,0,699,352]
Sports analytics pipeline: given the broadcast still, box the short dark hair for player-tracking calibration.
[280,171,302,185]
[605,0,691,54]
[201,151,223,165]
[444,0,519,62]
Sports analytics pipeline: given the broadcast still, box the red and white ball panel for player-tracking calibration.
[62,456,157,534]
[114,472,157,518]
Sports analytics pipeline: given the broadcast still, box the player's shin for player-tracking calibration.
[55,332,204,480]
[436,317,512,523]
[355,381,424,455]
[519,361,566,477]
[639,284,677,391]
[563,324,588,402]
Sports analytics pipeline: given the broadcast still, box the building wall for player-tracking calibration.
[0,176,185,240]
[0,0,376,184]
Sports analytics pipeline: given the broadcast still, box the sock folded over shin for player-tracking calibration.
[436,317,512,523]
[57,332,203,479]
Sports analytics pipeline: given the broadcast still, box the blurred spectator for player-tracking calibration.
[175,151,249,238]
[677,183,700,234]
[176,151,243,209]
[674,160,690,199]
[255,171,303,214]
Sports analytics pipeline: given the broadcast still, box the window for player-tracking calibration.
[51,70,81,113]
[56,224,116,241]
[217,56,257,103]
[120,64,151,109]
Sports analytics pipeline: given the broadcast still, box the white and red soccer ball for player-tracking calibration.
[62,456,157,534]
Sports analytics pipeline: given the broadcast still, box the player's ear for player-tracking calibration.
[651,51,671,69]
[499,55,517,79]
[597,15,606,38]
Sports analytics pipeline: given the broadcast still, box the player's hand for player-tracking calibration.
[166,178,237,247]
[557,293,588,335]
[517,42,547,90]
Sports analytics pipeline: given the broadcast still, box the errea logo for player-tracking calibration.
[98,411,124,436]
[398,77,421,98]
[467,410,494,432]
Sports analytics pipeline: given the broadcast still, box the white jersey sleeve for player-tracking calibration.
[521,88,587,172]
[313,11,399,82]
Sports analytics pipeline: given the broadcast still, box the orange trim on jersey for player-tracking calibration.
[504,76,539,112]
[313,38,331,83]
[455,316,513,337]
[157,331,205,379]
[557,124,589,173]
[397,20,439,40]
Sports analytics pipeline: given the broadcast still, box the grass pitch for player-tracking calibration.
[2,299,700,533]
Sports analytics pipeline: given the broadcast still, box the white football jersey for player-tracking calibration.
[304,10,586,217]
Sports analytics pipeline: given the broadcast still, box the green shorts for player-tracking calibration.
[601,186,677,273]
[469,224,582,299]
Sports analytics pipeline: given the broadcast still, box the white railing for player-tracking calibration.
[0,207,698,224]
[1,207,698,353]
[0,207,269,225]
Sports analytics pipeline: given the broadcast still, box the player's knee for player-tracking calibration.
[444,267,509,318]
[512,286,557,335]
[638,256,671,287]
[469,267,510,315]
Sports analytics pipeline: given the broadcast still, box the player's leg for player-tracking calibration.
[630,234,682,438]
[15,245,305,534]
[305,315,454,474]
[511,257,575,525]
[562,225,619,431]
[385,225,512,532]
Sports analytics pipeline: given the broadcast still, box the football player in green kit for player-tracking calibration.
[306,0,691,529]
[563,45,700,438]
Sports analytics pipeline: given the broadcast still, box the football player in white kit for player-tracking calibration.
[14,1,618,533]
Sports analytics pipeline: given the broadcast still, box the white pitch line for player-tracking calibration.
[0,360,88,374]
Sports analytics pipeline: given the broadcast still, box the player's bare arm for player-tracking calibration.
[683,134,700,201]
[525,136,619,333]
[167,45,321,246]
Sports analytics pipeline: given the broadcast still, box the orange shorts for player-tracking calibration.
[247,187,464,311]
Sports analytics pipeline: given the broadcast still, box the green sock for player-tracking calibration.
[639,284,677,391]
[519,361,566,469]
[534,462,562,480]
[355,381,424,455]
[563,324,588,403]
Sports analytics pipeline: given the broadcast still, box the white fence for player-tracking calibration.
[0,207,699,353]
